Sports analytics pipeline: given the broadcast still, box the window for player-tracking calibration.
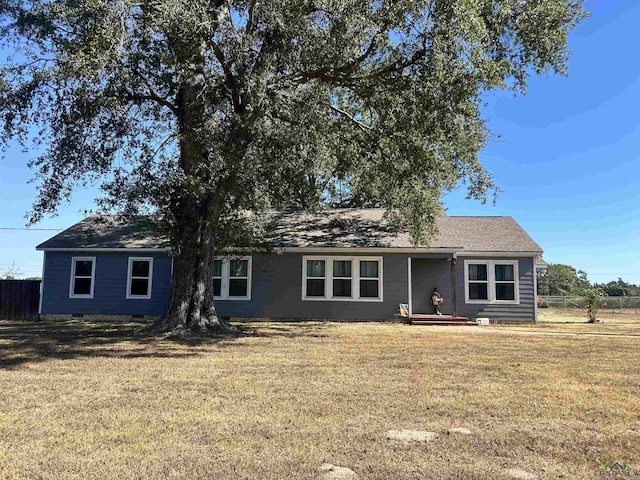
[214,257,252,300]
[468,263,488,300]
[464,260,519,304]
[302,256,383,301]
[332,260,352,298]
[213,259,223,297]
[359,260,380,298]
[306,259,325,297]
[127,257,153,299]
[495,264,516,301]
[228,259,249,297]
[69,257,95,298]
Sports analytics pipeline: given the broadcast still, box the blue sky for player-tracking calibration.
[1,0,639,284]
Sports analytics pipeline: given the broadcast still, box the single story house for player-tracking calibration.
[36,209,544,322]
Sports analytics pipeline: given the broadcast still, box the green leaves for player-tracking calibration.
[537,263,591,296]
[0,0,585,246]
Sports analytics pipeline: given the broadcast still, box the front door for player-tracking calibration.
[410,258,452,314]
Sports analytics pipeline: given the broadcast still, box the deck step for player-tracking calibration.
[411,320,477,326]
[410,314,475,326]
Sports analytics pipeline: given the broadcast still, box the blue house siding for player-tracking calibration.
[41,252,172,315]
[40,251,536,322]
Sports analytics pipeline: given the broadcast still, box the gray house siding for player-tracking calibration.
[216,252,410,321]
[41,252,172,316]
[455,257,536,322]
[410,258,452,314]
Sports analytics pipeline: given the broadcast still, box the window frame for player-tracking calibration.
[301,256,383,302]
[213,259,223,298]
[305,258,327,298]
[466,263,489,301]
[331,259,353,299]
[464,259,519,304]
[69,256,96,299]
[126,257,154,300]
[214,256,252,301]
[359,259,382,299]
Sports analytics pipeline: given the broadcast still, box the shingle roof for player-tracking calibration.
[433,215,543,252]
[37,209,543,253]
[37,216,169,250]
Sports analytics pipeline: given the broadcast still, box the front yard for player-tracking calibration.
[0,320,638,479]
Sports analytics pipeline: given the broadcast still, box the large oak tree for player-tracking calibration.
[0,0,584,332]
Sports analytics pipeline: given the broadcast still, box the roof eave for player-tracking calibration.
[36,246,543,256]
[456,250,543,257]
[36,246,172,252]
[274,246,463,254]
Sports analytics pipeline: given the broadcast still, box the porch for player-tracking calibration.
[408,254,474,326]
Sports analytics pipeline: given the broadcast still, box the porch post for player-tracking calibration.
[450,254,457,317]
[407,257,412,316]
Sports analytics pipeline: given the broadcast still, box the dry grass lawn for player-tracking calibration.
[0,319,638,479]
[533,308,640,336]
[538,307,640,325]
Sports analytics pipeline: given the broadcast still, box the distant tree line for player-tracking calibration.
[537,264,640,296]
[593,278,640,297]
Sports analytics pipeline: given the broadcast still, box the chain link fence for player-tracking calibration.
[538,295,640,313]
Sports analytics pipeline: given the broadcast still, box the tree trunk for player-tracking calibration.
[151,217,233,334]
[150,39,234,335]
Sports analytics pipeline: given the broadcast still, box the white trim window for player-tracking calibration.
[359,259,381,299]
[213,259,224,297]
[214,257,252,300]
[302,256,383,302]
[127,257,154,299]
[305,259,326,297]
[69,256,96,298]
[464,260,519,304]
[332,259,352,298]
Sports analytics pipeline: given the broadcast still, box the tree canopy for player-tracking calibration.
[537,264,640,297]
[537,263,590,296]
[0,0,586,332]
[594,278,640,297]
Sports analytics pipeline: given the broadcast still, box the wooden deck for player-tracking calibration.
[410,313,476,326]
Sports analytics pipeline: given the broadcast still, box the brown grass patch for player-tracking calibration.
[538,307,640,325]
[0,320,638,479]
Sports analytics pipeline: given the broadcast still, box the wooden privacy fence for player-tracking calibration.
[0,280,41,320]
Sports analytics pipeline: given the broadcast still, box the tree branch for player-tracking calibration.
[290,21,391,84]
[247,0,257,33]
[207,1,243,113]
[127,65,179,114]
[328,104,373,135]
[210,42,242,113]
[308,46,427,87]
[125,90,179,114]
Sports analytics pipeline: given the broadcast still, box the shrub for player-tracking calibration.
[537,299,549,308]
[582,288,606,323]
